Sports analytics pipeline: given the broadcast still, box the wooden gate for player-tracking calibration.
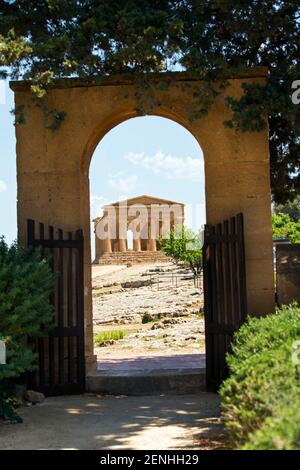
[26,220,85,395]
[203,213,248,392]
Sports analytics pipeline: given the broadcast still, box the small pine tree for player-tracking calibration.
[0,237,56,421]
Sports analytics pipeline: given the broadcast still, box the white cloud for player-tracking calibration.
[0,180,7,192]
[90,195,110,219]
[108,173,138,193]
[124,151,203,182]
[90,195,106,204]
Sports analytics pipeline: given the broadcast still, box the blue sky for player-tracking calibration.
[0,80,17,245]
[0,80,206,246]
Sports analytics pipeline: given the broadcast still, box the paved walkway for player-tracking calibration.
[0,393,223,450]
[97,353,206,371]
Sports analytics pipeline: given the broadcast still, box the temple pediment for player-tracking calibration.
[102,195,185,208]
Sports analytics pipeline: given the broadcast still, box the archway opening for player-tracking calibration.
[89,115,206,380]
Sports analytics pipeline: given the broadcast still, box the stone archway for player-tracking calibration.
[11,69,275,373]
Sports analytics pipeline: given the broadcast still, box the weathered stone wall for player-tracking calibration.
[276,244,300,305]
[10,69,275,371]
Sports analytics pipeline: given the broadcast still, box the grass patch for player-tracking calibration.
[94,330,124,343]
[94,329,137,344]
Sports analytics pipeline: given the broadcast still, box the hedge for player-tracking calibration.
[220,304,300,450]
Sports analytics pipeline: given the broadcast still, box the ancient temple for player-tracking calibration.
[93,195,185,264]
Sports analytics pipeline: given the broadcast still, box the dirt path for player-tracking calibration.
[0,393,224,450]
[92,262,205,360]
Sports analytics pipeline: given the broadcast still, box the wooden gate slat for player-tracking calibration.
[237,214,248,322]
[38,222,46,388]
[67,232,74,384]
[57,228,65,385]
[216,223,225,325]
[48,225,55,388]
[204,213,248,392]
[224,220,233,327]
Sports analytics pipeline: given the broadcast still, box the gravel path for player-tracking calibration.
[0,393,224,450]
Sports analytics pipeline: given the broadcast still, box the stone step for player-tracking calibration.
[86,368,206,395]
[95,251,172,265]
[98,252,170,257]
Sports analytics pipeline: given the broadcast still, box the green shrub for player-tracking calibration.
[141,313,162,324]
[142,313,152,324]
[0,238,56,421]
[242,400,300,450]
[220,304,300,450]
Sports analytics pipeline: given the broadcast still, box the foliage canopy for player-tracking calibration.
[274,195,300,223]
[0,1,299,202]
[272,212,300,243]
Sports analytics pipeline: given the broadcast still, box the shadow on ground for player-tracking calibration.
[0,393,224,450]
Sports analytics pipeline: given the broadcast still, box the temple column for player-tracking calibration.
[148,238,157,251]
[119,238,127,252]
[147,218,157,251]
[96,236,103,259]
[99,210,113,254]
[117,218,127,252]
[103,235,112,253]
[133,237,141,252]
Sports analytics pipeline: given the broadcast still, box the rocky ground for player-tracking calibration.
[92,262,205,359]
